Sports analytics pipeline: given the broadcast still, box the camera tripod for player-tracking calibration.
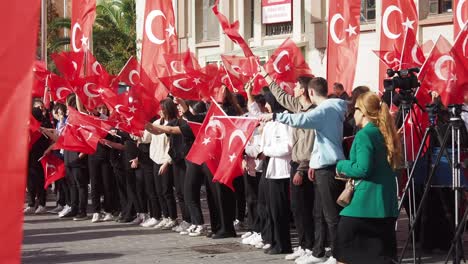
[398,105,464,264]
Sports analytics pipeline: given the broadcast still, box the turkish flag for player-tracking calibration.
[71,0,96,53]
[188,121,202,137]
[200,64,227,102]
[48,74,73,103]
[163,49,201,76]
[326,0,360,95]
[0,2,40,262]
[140,0,178,80]
[379,0,418,92]
[85,50,110,84]
[221,55,258,94]
[31,61,50,98]
[264,38,313,85]
[373,50,401,71]
[51,51,84,80]
[454,0,468,39]
[212,0,253,57]
[29,114,41,133]
[443,24,468,105]
[186,102,227,173]
[400,29,426,69]
[212,116,259,190]
[40,154,65,189]
[422,40,435,56]
[72,76,115,110]
[159,71,208,100]
[113,56,142,86]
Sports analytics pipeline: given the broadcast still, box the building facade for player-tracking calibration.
[138,0,457,91]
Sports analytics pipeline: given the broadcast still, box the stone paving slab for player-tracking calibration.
[22,202,465,264]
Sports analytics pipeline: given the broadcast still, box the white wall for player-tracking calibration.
[421,24,454,44]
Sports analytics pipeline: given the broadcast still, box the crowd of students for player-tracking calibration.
[26,65,468,264]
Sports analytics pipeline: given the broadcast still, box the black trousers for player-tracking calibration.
[256,170,272,243]
[268,178,292,252]
[290,162,315,250]
[112,161,128,216]
[68,166,89,214]
[202,163,221,234]
[135,168,148,214]
[154,163,175,219]
[56,178,70,207]
[89,158,115,213]
[126,168,143,214]
[243,172,260,232]
[233,176,246,221]
[172,160,190,222]
[184,160,206,225]
[313,166,344,257]
[140,159,161,218]
[27,163,46,207]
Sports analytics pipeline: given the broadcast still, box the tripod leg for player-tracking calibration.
[398,127,452,264]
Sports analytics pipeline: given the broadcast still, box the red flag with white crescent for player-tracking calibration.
[40,154,66,189]
[48,74,73,103]
[186,102,227,173]
[326,0,360,96]
[141,0,178,80]
[51,51,84,80]
[379,0,418,92]
[212,116,259,190]
[71,0,96,53]
[163,50,201,76]
[399,28,426,69]
[454,0,468,39]
[0,2,41,261]
[444,23,468,105]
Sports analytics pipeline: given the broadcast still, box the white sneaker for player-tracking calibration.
[48,205,64,214]
[174,221,191,233]
[24,206,35,214]
[35,205,47,214]
[58,205,72,218]
[180,224,196,235]
[141,218,159,228]
[102,213,114,222]
[91,213,101,223]
[163,218,178,230]
[286,247,305,260]
[188,225,206,237]
[249,233,263,246]
[241,231,252,239]
[262,243,271,250]
[318,257,336,264]
[131,213,146,225]
[242,232,261,246]
[296,251,326,264]
[254,241,265,249]
[154,218,169,229]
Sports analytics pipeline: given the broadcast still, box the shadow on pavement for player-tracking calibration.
[22,249,123,264]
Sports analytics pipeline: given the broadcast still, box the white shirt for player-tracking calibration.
[462,104,468,131]
[149,119,172,165]
[260,119,293,179]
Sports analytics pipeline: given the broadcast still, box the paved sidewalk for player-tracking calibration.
[22,201,465,264]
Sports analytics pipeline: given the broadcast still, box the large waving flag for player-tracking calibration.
[71,0,96,53]
[0,1,40,263]
[454,0,468,39]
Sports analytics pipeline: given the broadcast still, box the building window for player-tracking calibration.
[429,0,452,15]
[196,0,219,42]
[265,22,293,36]
[360,0,376,23]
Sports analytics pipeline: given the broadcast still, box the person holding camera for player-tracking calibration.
[334,92,401,264]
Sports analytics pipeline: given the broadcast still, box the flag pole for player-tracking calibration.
[41,0,48,65]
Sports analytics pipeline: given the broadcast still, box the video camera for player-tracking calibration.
[383,67,420,94]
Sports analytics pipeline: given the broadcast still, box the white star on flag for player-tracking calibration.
[81,35,89,47]
[193,78,202,85]
[229,153,237,162]
[401,18,415,30]
[129,106,137,113]
[345,24,357,37]
[202,137,211,145]
[98,88,105,94]
[166,24,176,37]
[285,65,291,71]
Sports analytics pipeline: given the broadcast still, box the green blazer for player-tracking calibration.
[336,122,398,218]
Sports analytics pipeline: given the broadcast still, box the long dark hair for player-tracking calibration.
[160,98,178,121]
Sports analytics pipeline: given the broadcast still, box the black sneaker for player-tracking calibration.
[73,213,88,221]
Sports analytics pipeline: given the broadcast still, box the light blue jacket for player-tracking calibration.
[275,99,348,169]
